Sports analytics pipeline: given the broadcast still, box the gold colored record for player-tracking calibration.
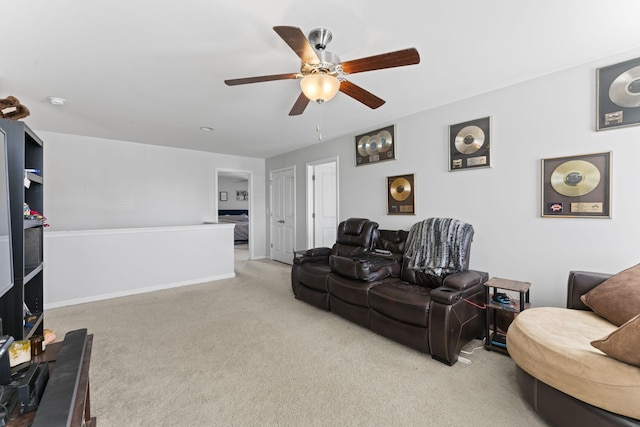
[609,65,640,108]
[454,125,485,154]
[378,130,393,153]
[390,177,411,201]
[366,135,381,156]
[550,160,601,197]
[357,136,370,157]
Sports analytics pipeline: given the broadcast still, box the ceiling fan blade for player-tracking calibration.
[289,92,311,116]
[273,26,320,65]
[341,48,420,75]
[224,73,299,86]
[339,80,385,109]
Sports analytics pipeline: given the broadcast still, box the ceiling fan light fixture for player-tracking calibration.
[300,73,340,104]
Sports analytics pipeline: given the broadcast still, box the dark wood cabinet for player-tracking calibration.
[0,118,44,339]
[7,330,95,427]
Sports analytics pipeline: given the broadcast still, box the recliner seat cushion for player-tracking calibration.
[368,279,432,327]
[296,263,331,292]
[329,295,369,326]
[328,273,380,307]
[369,310,430,353]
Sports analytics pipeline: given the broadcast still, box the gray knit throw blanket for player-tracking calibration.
[404,218,474,276]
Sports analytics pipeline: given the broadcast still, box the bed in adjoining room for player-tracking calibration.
[218,209,249,244]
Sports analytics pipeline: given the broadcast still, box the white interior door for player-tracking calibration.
[313,162,337,248]
[271,167,295,264]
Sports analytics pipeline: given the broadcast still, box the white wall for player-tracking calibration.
[266,48,640,308]
[40,132,267,258]
[218,176,249,210]
[44,224,235,307]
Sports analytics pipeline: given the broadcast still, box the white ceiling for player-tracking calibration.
[3,1,640,159]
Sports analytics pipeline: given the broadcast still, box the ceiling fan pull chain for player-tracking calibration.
[316,102,324,141]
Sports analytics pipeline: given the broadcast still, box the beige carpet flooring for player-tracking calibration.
[45,247,548,426]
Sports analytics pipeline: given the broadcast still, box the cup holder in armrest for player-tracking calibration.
[430,287,460,304]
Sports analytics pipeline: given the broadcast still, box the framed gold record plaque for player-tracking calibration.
[541,152,611,218]
[356,125,395,166]
[449,117,491,171]
[597,57,640,130]
[387,173,415,215]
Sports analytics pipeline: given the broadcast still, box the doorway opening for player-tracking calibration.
[216,169,253,261]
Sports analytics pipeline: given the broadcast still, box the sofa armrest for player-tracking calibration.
[567,270,612,310]
[293,247,331,265]
[429,270,488,365]
[431,270,489,304]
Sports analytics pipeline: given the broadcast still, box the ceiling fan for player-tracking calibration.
[224,26,420,116]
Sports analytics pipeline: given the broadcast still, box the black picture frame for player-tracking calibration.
[597,57,640,131]
[355,125,395,166]
[449,116,491,171]
[219,191,228,201]
[387,173,415,215]
[541,152,611,218]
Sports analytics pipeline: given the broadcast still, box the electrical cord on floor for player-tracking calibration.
[457,337,487,365]
[460,344,485,355]
[456,356,472,365]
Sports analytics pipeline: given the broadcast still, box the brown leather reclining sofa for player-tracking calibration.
[291,217,488,365]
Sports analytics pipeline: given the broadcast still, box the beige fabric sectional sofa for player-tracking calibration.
[508,268,640,426]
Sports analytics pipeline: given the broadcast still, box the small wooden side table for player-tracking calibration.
[484,277,531,354]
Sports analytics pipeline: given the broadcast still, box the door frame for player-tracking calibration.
[306,156,339,249]
[215,168,253,260]
[269,166,296,262]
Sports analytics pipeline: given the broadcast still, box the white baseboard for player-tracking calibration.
[44,273,236,309]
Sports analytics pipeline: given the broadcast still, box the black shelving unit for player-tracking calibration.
[484,277,530,355]
[0,118,44,340]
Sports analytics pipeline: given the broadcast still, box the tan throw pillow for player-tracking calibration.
[591,314,640,367]
[580,263,640,326]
